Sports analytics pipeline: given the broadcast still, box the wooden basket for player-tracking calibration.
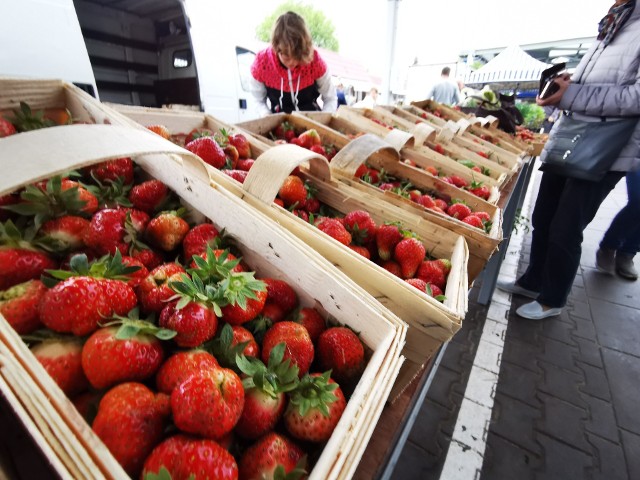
[0,114,406,479]
[410,99,468,122]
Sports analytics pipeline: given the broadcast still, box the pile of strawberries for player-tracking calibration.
[0,109,369,479]
[0,101,72,137]
[515,126,537,143]
[269,121,338,161]
[272,173,453,300]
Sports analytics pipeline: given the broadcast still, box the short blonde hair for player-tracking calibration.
[271,11,314,64]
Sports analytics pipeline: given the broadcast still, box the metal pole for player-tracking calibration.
[381,0,401,104]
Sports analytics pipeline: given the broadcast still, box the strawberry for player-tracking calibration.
[128,180,169,214]
[292,307,326,342]
[30,336,89,396]
[433,144,445,155]
[284,372,347,442]
[447,203,472,220]
[405,277,428,292]
[272,121,296,141]
[376,223,404,261]
[236,158,255,171]
[156,350,219,394]
[39,253,139,336]
[235,343,300,439]
[278,175,307,208]
[0,193,20,222]
[92,382,171,477]
[228,133,251,159]
[0,280,46,334]
[468,184,491,200]
[186,136,226,169]
[81,316,173,390]
[83,208,149,256]
[381,260,402,277]
[0,117,17,137]
[343,210,377,245]
[394,237,426,279]
[182,223,220,261]
[434,198,448,211]
[436,258,452,275]
[143,434,238,480]
[309,144,327,157]
[475,211,492,222]
[408,189,422,202]
[146,210,190,252]
[185,128,215,144]
[348,244,371,259]
[462,214,484,229]
[260,302,286,323]
[8,102,61,131]
[425,165,438,176]
[146,124,171,139]
[318,327,365,384]
[263,278,298,317]
[238,432,306,480]
[449,175,469,188]
[219,275,268,326]
[38,215,90,253]
[189,248,246,274]
[418,194,436,209]
[171,366,244,439]
[355,163,369,179]
[160,275,219,348]
[316,217,352,245]
[137,262,186,313]
[120,255,148,288]
[262,321,314,377]
[297,129,322,149]
[223,169,248,183]
[427,283,445,299]
[223,145,239,168]
[204,323,257,371]
[84,158,134,185]
[231,325,259,357]
[417,260,446,289]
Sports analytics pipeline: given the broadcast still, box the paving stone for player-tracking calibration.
[425,365,464,409]
[538,337,581,374]
[583,268,640,310]
[538,313,577,344]
[577,361,612,401]
[620,429,640,480]
[482,431,540,480]
[587,433,629,480]
[502,338,543,374]
[537,361,586,407]
[602,349,640,435]
[567,299,593,320]
[574,337,604,368]
[496,360,541,408]
[389,441,438,480]
[590,298,640,357]
[570,312,600,342]
[569,284,589,303]
[536,393,590,453]
[439,340,473,375]
[506,315,544,344]
[490,391,543,455]
[535,433,593,480]
[408,398,455,457]
[582,394,620,443]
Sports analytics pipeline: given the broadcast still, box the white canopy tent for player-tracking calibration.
[464,45,551,87]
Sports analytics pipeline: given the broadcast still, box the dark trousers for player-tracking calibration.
[517,170,624,308]
[600,169,640,255]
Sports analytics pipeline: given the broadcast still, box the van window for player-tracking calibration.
[236,47,256,92]
[173,49,192,69]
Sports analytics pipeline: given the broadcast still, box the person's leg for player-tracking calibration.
[537,171,624,308]
[617,170,640,255]
[515,171,567,292]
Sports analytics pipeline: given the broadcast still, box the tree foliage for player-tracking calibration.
[256,1,339,52]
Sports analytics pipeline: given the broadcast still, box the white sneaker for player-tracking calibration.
[496,279,539,299]
[596,248,615,275]
[516,301,562,320]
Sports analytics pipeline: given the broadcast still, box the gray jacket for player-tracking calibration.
[558,3,640,172]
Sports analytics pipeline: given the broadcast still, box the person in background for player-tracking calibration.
[352,87,379,108]
[497,0,640,319]
[426,67,461,106]
[596,169,640,280]
[249,11,337,116]
[336,83,348,106]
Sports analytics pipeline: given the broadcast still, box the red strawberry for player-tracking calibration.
[394,237,426,279]
[475,211,492,222]
[160,300,218,348]
[310,144,327,157]
[130,247,163,270]
[120,255,148,288]
[189,248,246,273]
[235,343,299,439]
[418,194,436,209]
[376,223,404,261]
[137,262,186,313]
[316,217,352,245]
[156,350,219,394]
[83,208,149,256]
[224,145,239,168]
[0,280,46,334]
[297,129,321,148]
[381,260,402,277]
[447,203,472,220]
[261,321,314,377]
[31,336,89,396]
[462,214,484,229]
[343,210,377,245]
[146,211,190,252]
[0,193,20,222]
[417,260,446,289]
[292,307,326,342]
[231,325,259,358]
[220,285,268,326]
[355,163,369,179]
[182,223,220,261]
[348,244,371,259]
[81,320,173,389]
[471,165,482,173]
[278,175,307,208]
[425,165,438,176]
[185,128,215,144]
[305,196,320,213]
[171,366,244,439]
[228,133,251,159]
[284,372,346,442]
[261,302,287,323]
[92,382,170,477]
[223,169,248,183]
[317,327,365,384]
[436,258,452,275]
[0,118,17,137]
[84,158,134,185]
[236,158,255,171]
[186,136,226,169]
[469,184,491,200]
[405,277,428,292]
[263,278,298,316]
[128,180,168,214]
[146,124,171,139]
[238,432,305,480]
[427,283,445,298]
[143,434,238,480]
[434,198,448,210]
[39,215,90,252]
[433,144,445,155]
[450,175,469,188]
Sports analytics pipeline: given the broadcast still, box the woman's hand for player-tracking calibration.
[536,73,572,106]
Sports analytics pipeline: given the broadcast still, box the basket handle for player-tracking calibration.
[0,124,208,195]
[241,143,330,204]
[383,129,415,151]
[410,122,437,144]
[329,134,400,177]
[455,119,471,135]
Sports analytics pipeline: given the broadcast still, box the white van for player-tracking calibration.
[0,0,260,123]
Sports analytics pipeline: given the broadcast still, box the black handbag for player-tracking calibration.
[540,113,639,181]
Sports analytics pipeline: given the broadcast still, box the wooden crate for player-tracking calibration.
[0,95,406,479]
[410,99,468,122]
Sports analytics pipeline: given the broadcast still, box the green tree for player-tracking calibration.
[256,1,339,52]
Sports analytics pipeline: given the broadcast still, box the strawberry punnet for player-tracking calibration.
[238,432,306,480]
[143,434,238,480]
[92,382,171,477]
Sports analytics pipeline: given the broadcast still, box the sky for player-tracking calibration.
[235,0,609,77]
